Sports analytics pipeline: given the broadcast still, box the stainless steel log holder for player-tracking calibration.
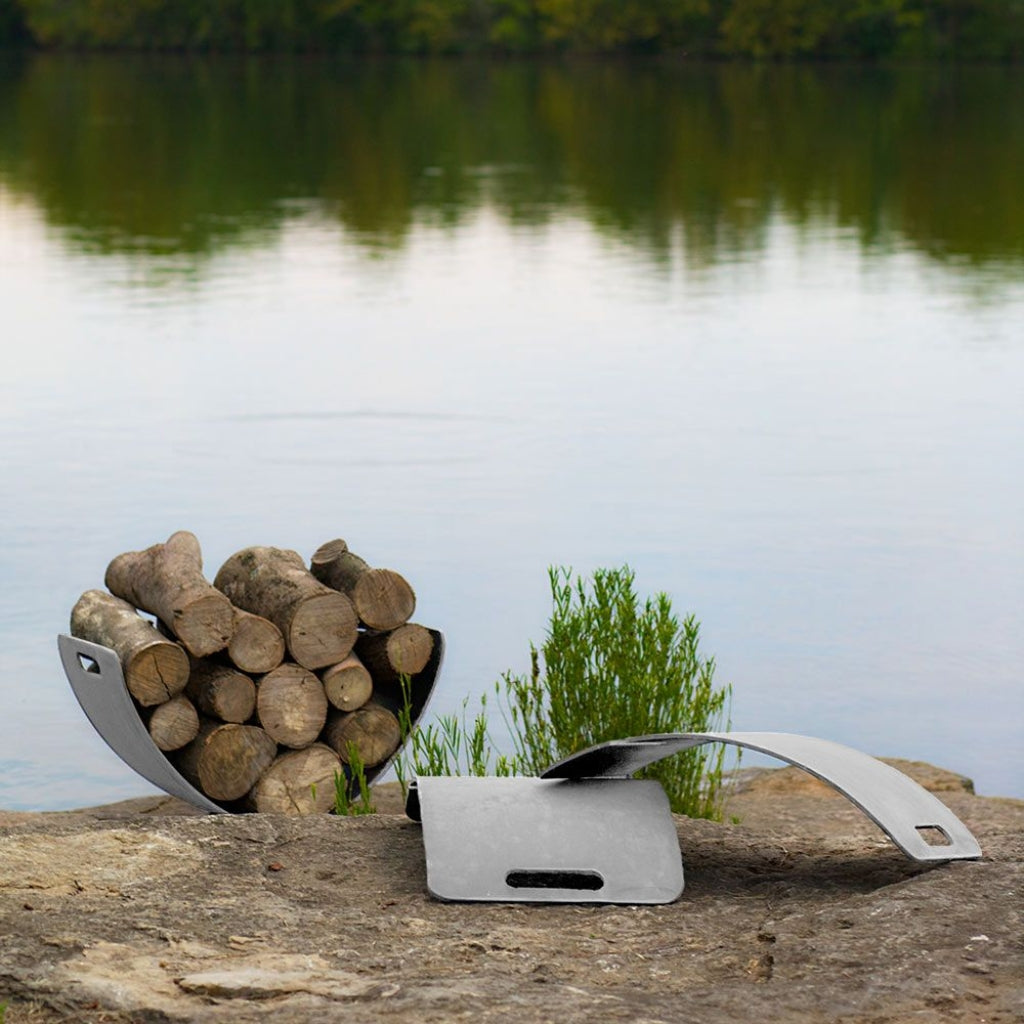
[57,631,444,813]
[406,732,982,904]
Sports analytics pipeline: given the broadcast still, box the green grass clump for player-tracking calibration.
[332,743,376,816]
[502,565,733,820]
[394,691,522,792]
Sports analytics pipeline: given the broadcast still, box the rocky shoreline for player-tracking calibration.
[1,761,1022,1022]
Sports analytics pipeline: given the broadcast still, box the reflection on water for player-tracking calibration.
[1,55,1022,276]
[1,55,1022,809]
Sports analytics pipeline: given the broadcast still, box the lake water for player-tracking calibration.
[1,55,1022,810]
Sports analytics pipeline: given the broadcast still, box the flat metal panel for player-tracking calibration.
[416,776,685,904]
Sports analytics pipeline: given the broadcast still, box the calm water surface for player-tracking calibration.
[1,56,1022,809]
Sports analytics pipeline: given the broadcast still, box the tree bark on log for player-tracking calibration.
[105,531,235,658]
[176,721,277,802]
[256,663,329,749]
[246,744,342,814]
[227,608,285,674]
[186,660,256,724]
[320,653,373,712]
[214,547,358,670]
[146,695,200,752]
[323,702,402,768]
[311,538,416,630]
[70,590,190,706]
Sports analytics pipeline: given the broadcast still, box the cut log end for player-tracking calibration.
[386,623,433,675]
[228,609,285,674]
[321,654,373,712]
[126,641,191,707]
[248,745,342,814]
[147,695,200,751]
[287,592,358,670]
[257,664,329,749]
[355,623,434,685]
[353,568,416,630]
[324,704,402,768]
[186,662,257,724]
[310,538,348,570]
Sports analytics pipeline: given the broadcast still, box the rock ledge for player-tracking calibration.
[1,762,1021,1023]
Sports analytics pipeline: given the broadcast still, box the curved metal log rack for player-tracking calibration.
[58,631,444,814]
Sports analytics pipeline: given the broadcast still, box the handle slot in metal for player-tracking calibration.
[506,869,604,891]
[77,652,101,674]
[916,825,952,847]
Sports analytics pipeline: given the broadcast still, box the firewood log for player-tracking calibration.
[176,720,277,802]
[70,589,190,706]
[320,653,373,712]
[323,702,402,768]
[214,546,357,670]
[311,538,416,630]
[256,663,329,748]
[246,744,342,814]
[354,624,434,685]
[186,660,256,724]
[105,531,235,657]
[227,608,285,674]
[146,695,200,751]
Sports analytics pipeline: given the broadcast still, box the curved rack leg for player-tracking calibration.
[541,731,982,862]
[58,634,226,814]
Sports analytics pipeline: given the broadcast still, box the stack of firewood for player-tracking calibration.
[70,532,437,813]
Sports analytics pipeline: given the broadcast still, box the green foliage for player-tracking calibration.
[502,566,732,819]
[394,689,523,791]
[6,0,1024,56]
[718,0,1024,59]
[0,0,28,45]
[332,744,376,815]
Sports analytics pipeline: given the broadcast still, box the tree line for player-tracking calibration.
[0,0,1022,59]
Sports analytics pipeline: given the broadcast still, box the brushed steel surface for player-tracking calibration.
[58,633,226,813]
[415,776,684,903]
[541,732,982,862]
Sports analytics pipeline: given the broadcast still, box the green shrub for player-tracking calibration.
[502,565,733,819]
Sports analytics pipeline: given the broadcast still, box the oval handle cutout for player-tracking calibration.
[506,869,604,891]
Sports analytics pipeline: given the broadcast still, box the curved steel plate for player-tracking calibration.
[541,731,982,862]
[58,633,225,813]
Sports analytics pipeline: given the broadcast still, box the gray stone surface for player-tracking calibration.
[1,762,1021,1023]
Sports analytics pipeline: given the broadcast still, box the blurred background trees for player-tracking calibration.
[1,0,1022,58]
